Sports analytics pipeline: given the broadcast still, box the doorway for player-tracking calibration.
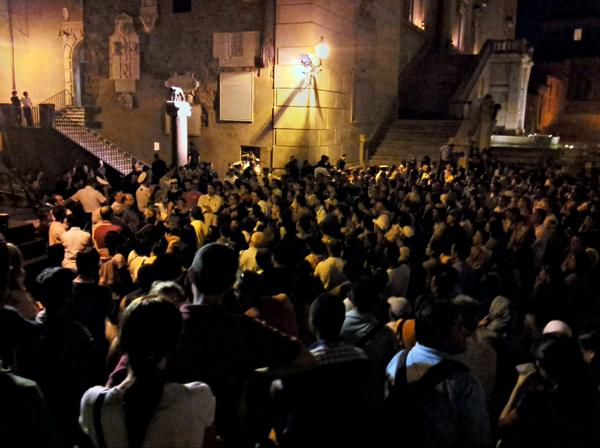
[72,41,85,106]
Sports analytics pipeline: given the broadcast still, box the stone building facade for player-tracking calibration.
[2,0,520,173]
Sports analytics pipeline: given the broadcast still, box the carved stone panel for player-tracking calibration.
[109,14,140,80]
[139,0,158,33]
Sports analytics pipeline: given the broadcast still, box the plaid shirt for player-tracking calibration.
[309,340,367,366]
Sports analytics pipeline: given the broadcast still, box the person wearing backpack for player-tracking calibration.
[385,297,492,448]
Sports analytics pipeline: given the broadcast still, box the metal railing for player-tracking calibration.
[53,115,142,175]
[40,89,73,111]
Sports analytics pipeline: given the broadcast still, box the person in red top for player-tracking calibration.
[92,206,122,250]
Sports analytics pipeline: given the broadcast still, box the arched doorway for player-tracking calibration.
[72,41,85,106]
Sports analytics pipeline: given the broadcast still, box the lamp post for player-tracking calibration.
[299,36,331,85]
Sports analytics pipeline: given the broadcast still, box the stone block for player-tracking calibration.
[275,129,320,147]
[274,105,328,129]
[276,88,337,108]
[278,4,314,23]
[278,47,312,66]
[274,65,308,89]
[276,23,321,47]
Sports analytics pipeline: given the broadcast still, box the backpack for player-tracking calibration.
[383,350,468,448]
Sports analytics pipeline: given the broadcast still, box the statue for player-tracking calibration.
[170,87,186,103]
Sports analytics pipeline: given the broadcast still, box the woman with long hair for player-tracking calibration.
[80,296,216,447]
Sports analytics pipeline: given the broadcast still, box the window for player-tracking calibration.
[173,0,191,13]
[574,28,583,41]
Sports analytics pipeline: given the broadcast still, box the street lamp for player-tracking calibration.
[300,36,331,81]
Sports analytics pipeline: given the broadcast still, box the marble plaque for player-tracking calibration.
[109,14,140,80]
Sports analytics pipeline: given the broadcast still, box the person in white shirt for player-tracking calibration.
[48,206,67,246]
[135,172,152,213]
[60,215,91,270]
[315,240,347,290]
[385,245,410,298]
[239,232,266,273]
[70,181,107,216]
[80,297,216,448]
[198,183,222,228]
[21,91,33,127]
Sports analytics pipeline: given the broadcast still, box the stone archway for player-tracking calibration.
[61,20,84,104]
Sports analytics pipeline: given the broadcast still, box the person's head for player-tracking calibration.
[350,277,377,314]
[188,243,238,304]
[327,239,343,258]
[11,91,17,96]
[543,320,573,338]
[149,281,187,307]
[47,244,65,267]
[52,206,66,222]
[430,265,459,299]
[36,268,76,316]
[207,183,216,196]
[100,205,113,221]
[250,231,267,249]
[76,247,100,278]
[388,297,413,320]
[415,297,468,354]
[7,243,25,290]
[579,329,600,365]
[453,295,480,334]
[309,293,345,341]
[119,297,183,447]
[23,91,28,97]
[534,333,585,386]
[66,213,81,229]
[385,245,400,268]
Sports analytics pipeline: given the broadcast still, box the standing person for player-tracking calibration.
[21,91,33,127]
[385,298,491,447]
[170,243,306,447]
[10,90,21,127]
[60,214,91,270]
[151,153,167,184]
[198,183,222,228]
[80,297,217,448]
[474,94,497,151]
[336,154,347,171]
[70,248,113,360]
[0,238,55,448]
[69,180,107,225]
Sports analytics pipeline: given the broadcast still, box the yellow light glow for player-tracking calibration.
[315,37,330,61]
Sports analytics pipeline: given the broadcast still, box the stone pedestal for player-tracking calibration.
[166,100,192,167]
[39,104,56,129]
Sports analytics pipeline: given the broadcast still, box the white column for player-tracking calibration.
[166,100,192,167]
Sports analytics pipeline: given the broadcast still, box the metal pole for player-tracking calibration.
[7,0,16,90]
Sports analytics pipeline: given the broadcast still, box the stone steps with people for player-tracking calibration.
[371,119,461,165]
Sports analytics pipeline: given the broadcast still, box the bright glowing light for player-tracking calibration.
[315,37,330,61]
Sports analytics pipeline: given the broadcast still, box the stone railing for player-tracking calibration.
[53,115,143,175]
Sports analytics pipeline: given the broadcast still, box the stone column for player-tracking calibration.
[166,100,192,167]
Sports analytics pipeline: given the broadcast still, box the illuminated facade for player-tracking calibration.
[1,0,520,172]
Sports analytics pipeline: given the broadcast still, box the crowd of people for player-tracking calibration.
[3,148,600,447]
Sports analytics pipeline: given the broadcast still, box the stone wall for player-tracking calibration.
[0,0,66,104]
[3,128,114,182]
[272,0,403,168]
[84,0,273,175]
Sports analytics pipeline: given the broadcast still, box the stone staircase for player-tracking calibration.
[398,53,480,119]
[59,106,86,126]
[370,119,461,165]
[54,113,138,175]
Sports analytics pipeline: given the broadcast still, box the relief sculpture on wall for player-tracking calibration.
[109,14,140,81]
